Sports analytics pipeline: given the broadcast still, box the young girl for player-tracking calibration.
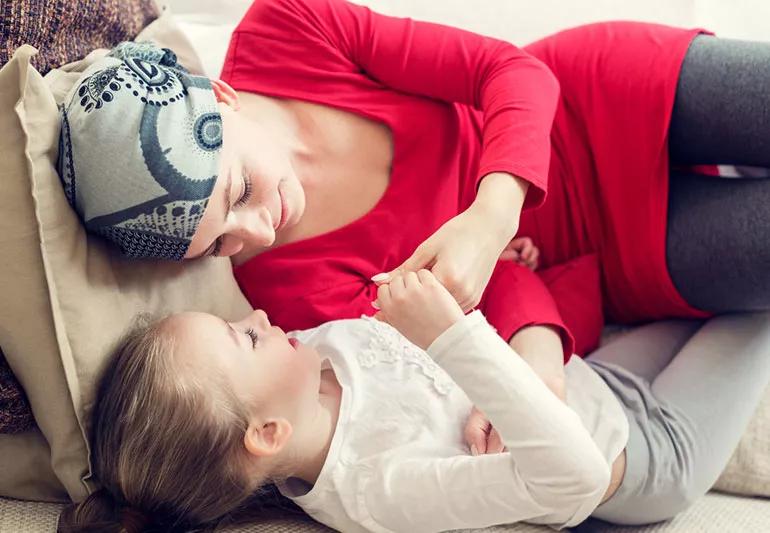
[58,270,770,533]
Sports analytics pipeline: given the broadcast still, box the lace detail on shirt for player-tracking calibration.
[358,315,453,395]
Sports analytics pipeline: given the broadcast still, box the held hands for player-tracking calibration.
[371,269,465,351]
[372,206,509,313]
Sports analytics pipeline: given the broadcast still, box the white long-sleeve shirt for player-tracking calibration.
[279,311,629,532]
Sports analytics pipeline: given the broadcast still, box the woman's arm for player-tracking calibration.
[229,0,559,211]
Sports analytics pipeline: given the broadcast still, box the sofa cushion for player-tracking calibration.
[0,347,35,434]
[0,0,159,76]
[0,5,251,503]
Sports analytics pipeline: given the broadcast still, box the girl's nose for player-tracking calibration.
[255,309,271,329]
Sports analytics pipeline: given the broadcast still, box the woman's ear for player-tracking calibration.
[243,418,293,458]
[210,79,240,110]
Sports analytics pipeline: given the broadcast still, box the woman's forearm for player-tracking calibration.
[508,324,567,402]
[473,171,530,244]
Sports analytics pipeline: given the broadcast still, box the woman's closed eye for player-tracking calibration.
[202,173,252,257]
[206,238,223,258]
[245,327,259,348]
[235,173,253,207]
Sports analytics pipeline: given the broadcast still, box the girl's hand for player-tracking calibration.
[499,236,539,271]
[465,406,507,456]
[372,269,464,350]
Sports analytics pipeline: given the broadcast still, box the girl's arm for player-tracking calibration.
[369,272,611,531]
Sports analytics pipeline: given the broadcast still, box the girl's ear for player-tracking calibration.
[210,79,240,110]
[243,418,293,458]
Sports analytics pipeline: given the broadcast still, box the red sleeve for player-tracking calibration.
[478,260,575,363]
[223,0,559,210]
[537,254,605,357]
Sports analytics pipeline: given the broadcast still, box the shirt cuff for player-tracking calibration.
[426,309,489,360]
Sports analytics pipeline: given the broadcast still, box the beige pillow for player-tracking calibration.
[0,6,251,503]
[0,431,68,502]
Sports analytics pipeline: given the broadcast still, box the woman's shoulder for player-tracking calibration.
[234,0,344,34]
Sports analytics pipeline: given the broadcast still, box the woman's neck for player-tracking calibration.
[236,91,316,168]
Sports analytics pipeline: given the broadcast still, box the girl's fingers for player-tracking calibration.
[486,427,505,454]
[500,250,519,261]
[416,268,434,284]
[464,408,490,455]
[404,270,419,289]
[388,272,407,300]
[372,311,388,322]
[376,283,392,309]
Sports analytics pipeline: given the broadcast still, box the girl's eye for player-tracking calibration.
[235,173,253,207]
[245,328,259,348]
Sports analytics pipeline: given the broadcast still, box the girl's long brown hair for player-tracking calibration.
[57,315,306,532]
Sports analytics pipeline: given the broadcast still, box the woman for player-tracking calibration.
[59,1,768,457]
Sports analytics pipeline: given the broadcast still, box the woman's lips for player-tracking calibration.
[288,337,300,349]
[275,183,288,231]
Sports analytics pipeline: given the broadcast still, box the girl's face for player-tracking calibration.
[185,95,307,260]
[165,309,321,420]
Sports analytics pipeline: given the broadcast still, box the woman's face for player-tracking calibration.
[165,309,321,419]
[184,98,306,260]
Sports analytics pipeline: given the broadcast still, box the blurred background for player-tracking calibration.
[164,0,770,77]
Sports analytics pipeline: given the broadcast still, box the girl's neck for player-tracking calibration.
[290,368,342,486]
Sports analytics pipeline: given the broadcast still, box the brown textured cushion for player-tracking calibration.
[0,348,35,434]
[0,0,159,76]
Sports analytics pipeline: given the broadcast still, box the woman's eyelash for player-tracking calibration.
[245,328,259,348]
[208,238,223,257]
[235,173,253,207]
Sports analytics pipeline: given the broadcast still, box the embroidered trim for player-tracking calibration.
[358,315,453,395]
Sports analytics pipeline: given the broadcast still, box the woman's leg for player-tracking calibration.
[667,35,770,312]
[666,171,770,312]
[587,313,770,525]
[669,35,770,166]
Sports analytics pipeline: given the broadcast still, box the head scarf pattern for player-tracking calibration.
[57,41,222,260]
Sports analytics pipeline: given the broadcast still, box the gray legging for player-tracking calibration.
[666,35,770,312]
[583,313,770,525]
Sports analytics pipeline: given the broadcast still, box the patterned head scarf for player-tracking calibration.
[57,42,222,260]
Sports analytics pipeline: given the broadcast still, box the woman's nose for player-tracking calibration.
[231,208,275,248]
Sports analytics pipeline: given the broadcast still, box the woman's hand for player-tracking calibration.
[371,172,527,312]
[372,269,464,350]
[500,236,540,271]
[372,206,511,313]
